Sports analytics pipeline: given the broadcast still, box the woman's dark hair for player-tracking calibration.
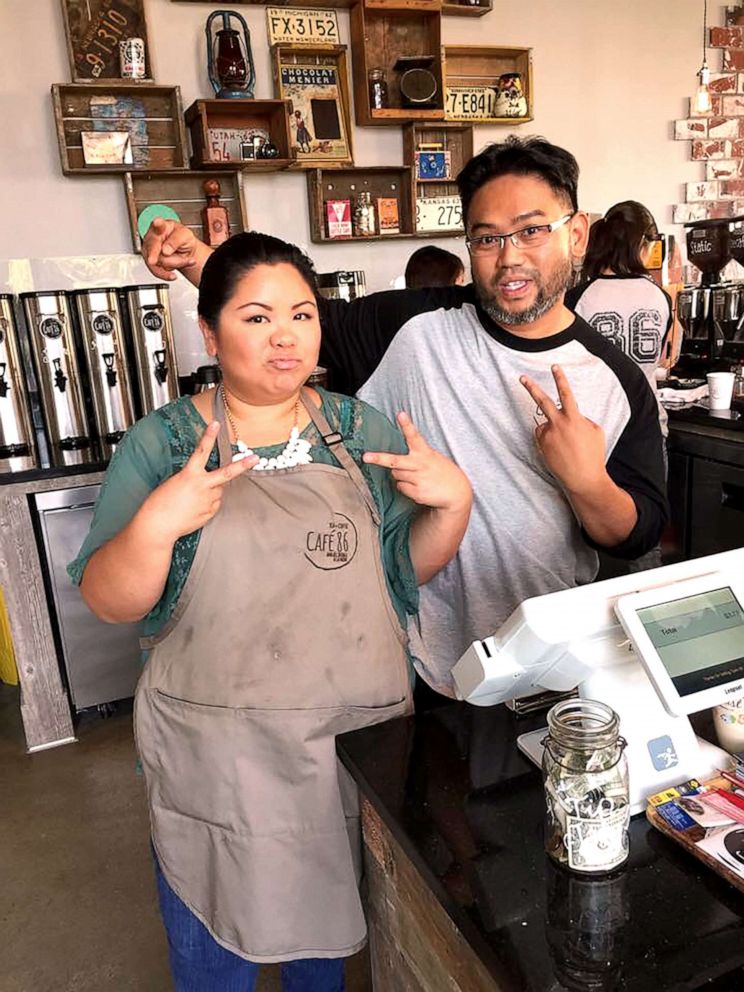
[580,201,659,281]
[404,246,465,289]
[198,231,318,328]
[457,136,579,228]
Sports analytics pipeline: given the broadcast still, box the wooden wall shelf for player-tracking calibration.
[123,170,248,252]
[403,122,470,235]
[184,99,292,171]
[443,46,533,124]
[307,166,414,242]
[271,44,354,169]
[51,83,188,175]
[350,4,444,126]
[442,0,492,15]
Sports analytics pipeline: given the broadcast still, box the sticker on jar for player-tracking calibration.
[565,806,629,872]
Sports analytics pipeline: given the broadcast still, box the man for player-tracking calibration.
[143,137,667,696]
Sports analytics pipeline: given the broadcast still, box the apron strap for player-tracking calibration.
[300,389,381,526]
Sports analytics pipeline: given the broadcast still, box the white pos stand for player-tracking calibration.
[452,551,744,815]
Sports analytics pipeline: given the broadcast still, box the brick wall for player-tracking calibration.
[673,4,744,222]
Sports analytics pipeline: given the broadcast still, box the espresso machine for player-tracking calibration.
[0,294,37,472]
[722,217,744,364]
[70,287,137,458]
[19,290,93,466]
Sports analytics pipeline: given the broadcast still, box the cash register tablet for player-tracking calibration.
[614,574,744,719]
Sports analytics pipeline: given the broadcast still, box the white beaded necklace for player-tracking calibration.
[221,386,313,471]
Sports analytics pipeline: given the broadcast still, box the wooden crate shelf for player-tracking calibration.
[184,99,293,171]
[51,83,189,175]
[271,44,354,169]
[123,170,248,252]
[350,4,444,126]
[442,0,492,16]
[307,166,414,242]
[443,46,533,124]
[403,122,471,234]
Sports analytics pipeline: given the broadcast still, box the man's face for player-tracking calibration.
[467,173,588,335]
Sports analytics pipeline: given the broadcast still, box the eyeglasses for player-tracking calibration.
[466,213,575,256]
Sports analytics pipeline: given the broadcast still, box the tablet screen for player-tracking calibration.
[636,587,744,696]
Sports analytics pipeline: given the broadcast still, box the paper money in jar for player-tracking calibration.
[120,38,146,79]
[542,698,630,874]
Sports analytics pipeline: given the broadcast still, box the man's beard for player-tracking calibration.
[475,256,573,327]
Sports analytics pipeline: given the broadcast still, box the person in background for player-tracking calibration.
[566,200,673,570]
[141,138,668,701]
[405,245,465,289]
[69,232,471,991]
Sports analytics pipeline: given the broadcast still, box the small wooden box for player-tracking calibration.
[184,99,293,170]
[123,171,248,252]
[51,83,189,175]
[350,4,444,126]
[403,122,471,236]
[307,166,414,242]
[442,0,492,16]
[443,46,533,124]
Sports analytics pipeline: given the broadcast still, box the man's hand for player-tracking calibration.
[520,365,607,497]
[363,413,472,513]
[142,218,204,282]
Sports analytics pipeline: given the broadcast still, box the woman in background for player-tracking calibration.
[567,200,672,570]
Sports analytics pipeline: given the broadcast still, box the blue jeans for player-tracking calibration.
[154,856,346,992]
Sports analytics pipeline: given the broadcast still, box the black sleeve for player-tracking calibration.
[564,281,590,311]
[574,322,670,559]
[318,285,471,395]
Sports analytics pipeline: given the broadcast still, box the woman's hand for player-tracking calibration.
[363,413,472,513]
[364,414,472,585]
[142,218,209,283]
[139,422,258,545]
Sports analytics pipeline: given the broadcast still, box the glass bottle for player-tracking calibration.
[368,68,389,110]
[353,191,376,237]
[542,698,629,874]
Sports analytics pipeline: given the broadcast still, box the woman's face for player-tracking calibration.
[201,262,321,404]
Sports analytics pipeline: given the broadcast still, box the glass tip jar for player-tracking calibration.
[542,698,629,874]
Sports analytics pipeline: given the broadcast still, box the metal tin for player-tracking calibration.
[0,294,37,472]
[119,37,146,79]
[120,284,179,414]
[70,288,137,457]
[19,291,92,466]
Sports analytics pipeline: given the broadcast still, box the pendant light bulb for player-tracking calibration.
[693,59,712,114]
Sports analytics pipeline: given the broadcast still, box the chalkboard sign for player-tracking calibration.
[60,0,152,82]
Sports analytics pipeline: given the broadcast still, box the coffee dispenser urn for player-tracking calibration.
[71,288,137,457]
[19,291,92,466]
[120,284,179,414]
[0,294,37,472]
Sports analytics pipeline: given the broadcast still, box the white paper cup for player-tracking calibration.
[713,700,744,754]
[707,371,735,410]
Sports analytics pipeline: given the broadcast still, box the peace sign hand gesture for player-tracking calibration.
[141,422,258,545]
[520,364,607,497]
[363,413,472,512]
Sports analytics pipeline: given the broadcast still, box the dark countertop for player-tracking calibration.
[668,405,744,436]
[337,703,744,992]
[0,460,107,488]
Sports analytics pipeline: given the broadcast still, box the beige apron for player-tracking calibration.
[134,390,412,963]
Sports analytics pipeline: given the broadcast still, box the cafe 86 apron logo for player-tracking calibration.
[305,512,358,570]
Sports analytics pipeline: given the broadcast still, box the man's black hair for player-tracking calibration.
[457,136,580,228]
[404,246,464,289]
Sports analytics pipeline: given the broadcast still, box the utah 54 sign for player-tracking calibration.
[266,7,339,46]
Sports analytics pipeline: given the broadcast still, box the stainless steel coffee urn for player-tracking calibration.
[0,294,37,472]
[70,288,137,457]
[120,284,179,414]
[20,291,92,465]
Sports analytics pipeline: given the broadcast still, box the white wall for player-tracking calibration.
[0,0,707,307]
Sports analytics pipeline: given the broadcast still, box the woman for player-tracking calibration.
[69,233,471,991]
[566,201,672,572]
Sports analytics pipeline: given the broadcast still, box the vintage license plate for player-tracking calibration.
[266,7,339,46]
[416,195,463,233]
[445,85,496,121]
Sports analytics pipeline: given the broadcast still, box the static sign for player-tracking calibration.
[266,7,340,46]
